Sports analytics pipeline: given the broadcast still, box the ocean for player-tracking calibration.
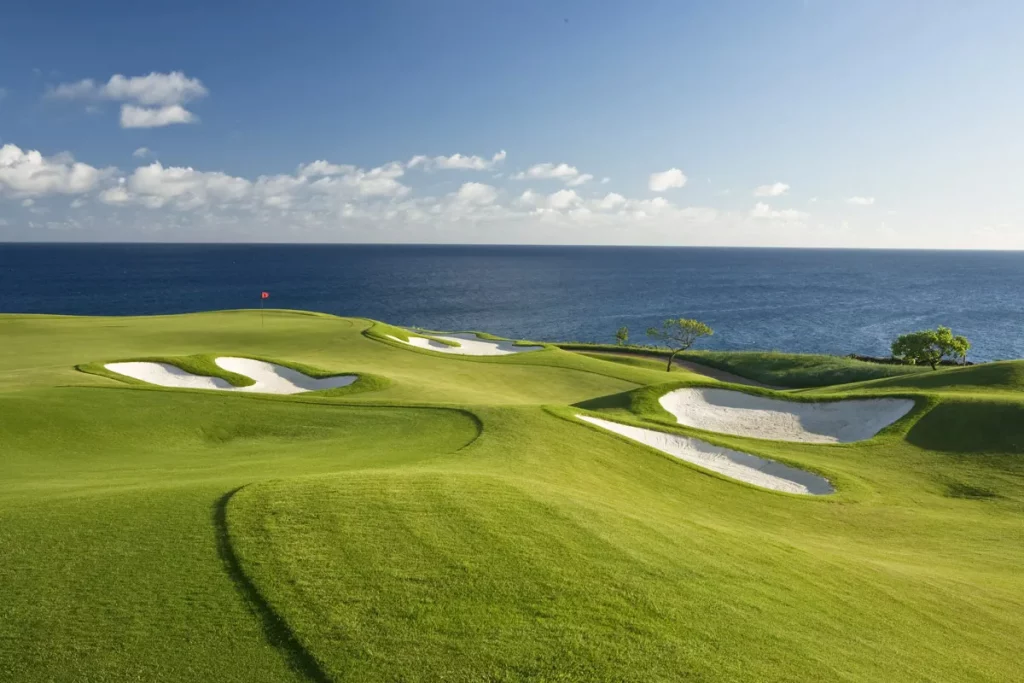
[1,243,1021,362]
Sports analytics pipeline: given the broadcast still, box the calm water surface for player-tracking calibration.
[1,244,1021,361]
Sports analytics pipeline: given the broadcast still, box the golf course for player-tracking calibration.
[1,309,1022,682]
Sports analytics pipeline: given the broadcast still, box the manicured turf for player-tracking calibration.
[1,310,1021,682]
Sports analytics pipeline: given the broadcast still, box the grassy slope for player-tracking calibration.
[1,310,1022,682]
[560,343,931,388]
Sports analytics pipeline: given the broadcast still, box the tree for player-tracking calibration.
[615,326,629,346]
[891,326,971,370]
[647,318,713,371]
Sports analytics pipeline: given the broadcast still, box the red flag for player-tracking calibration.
[261,291,269,299]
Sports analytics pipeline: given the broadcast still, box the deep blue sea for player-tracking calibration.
[1,243,1022,362]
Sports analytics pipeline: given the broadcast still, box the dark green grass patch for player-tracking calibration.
[559,344,931,388]
[830,360,1024,394]
[682,350,930,388]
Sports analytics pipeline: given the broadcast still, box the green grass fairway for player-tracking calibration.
[1,310,1022,682]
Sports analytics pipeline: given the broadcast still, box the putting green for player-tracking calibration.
[1,310,1021,682]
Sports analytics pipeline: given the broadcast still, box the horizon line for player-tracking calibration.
[2,241,1023,253]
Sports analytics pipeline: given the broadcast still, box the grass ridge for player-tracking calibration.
[214,486,333,683]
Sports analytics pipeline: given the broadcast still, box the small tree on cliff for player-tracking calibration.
[615,326,629,346]
[891,326,970,370]
[647,318,713,371]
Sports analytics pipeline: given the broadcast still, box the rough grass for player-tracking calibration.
[560,343,931,388]
[681,350,931,388]
[0,310,1021,682]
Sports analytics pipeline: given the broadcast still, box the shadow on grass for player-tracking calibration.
[906,401,1024,454]
[214,487,332,683]
[945,482,1001,500]
[572,389,636,412]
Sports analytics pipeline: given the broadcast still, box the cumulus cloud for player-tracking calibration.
[750,202,808,221]
[455,182,497,205]
[847,196,875,205]
[517,188,584,212]
[548,189,581,210]
[121,104,196,128]
[514,162,579,182]
[648,168,686,192]
[0,143,110,197]
[297,160,357,178]
[754,182,789,197]
[0,143,764,246]
[132,147,152,158]
[99,180,131,205]
[595,192,626,211]
[407,150,506,171]
[49,71,207,128]
[123,162,251,209]
[565,173,593,187]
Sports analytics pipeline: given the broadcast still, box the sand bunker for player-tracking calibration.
[387,332,543,356]
[104,357,357,395]
[659,388,914,444]
[579,415,833,495]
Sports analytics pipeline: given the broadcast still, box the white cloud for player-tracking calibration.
[407,150,506,171]
[548,189,581,210]
[750,202,808,221]
[99,181,131,205]
[50,71,207,128]
[1,143,877,247]
[132,147,152,158]
[317,162,408,198]
[50,71,207,106]
[124,162,252,209]
[516,188,582,212]
[600,177,610,184]
[21,198,34,207]
[455,182,497,205]
[648,168,687,192]
[847,196,875,205]
[565,173,593,187]
[0,143,109,197]
[753,182,789,197]
[595,192,626,210]
[101,72,206,106]
[121,104,197,128]
[297,160,357,178]
[514,162,580,182]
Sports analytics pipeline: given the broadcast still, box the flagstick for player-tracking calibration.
[260,296,264,328]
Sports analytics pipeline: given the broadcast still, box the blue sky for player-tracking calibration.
[1,0,1022,247]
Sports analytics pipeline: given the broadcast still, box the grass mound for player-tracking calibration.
[558,344,931,388]
[827,360,1024,394]
[681,350,930,388]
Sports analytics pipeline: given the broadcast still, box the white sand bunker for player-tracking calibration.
[387,332,543,356]
[579,415,833,495]
[659,388,914,444]
[104,357,357,395]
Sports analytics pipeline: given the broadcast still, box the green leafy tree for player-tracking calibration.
[647,318,714,371]
[615,326,629,346]
[891,326,971,370]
